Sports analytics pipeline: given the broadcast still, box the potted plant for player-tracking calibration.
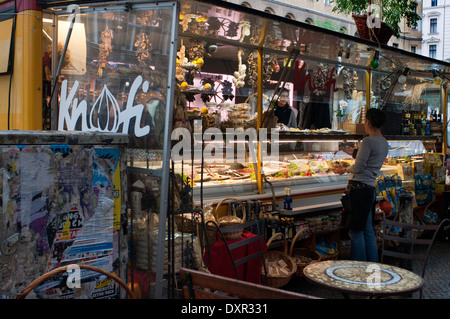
[329,0,421,43]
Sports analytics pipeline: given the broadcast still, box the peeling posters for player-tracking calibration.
[0,144,122,299]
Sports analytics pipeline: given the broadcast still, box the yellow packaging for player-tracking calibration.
[433,166,446,184]
[424,153,444,175]
[435,183,444,194]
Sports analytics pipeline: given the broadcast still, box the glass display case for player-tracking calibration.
[41,0,450,299]
[171,1,446,212]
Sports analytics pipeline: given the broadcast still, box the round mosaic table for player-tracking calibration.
[303,260,424,298]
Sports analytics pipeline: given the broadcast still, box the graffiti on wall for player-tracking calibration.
[0,144,121,299]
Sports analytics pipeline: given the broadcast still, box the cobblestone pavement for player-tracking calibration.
[284,240,450,299]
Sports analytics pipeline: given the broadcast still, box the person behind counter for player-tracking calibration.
[333,108,388,262]
[274,88,297,128]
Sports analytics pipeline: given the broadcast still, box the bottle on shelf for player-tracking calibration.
[431,110,437,122]
[402,119,410,135]
[283,187,292,210]
[421,112,427,135]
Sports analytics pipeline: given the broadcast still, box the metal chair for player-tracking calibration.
[381,214,450,298]
[16,264,135,299]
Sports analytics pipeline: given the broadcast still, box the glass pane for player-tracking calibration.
[372,71,441,137]
[54,3,177,299]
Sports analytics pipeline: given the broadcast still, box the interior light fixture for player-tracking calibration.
[398,68,409,84]
[370,51,379,69]
[432,69,442,85]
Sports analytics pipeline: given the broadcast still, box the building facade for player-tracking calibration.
[226,0,423,54]
[422,0,450,61]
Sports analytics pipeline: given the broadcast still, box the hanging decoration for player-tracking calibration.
[136,10,156,26]
[239,20,251,42]
[232,48,246,88]
[226,21,239,37]
[98,26,113,76]
[134,33,152,64]
[221,80,234,101]
[200,78,215,103]
[206,16,222,36]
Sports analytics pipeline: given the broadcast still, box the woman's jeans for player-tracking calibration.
[349,211,378,262]
[347,180,378,262]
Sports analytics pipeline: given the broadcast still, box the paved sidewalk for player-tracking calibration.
[284,240,450,299]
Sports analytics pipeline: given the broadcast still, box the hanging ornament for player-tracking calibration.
[232,48,247,88]
[134,32,152,64]
[98,26,113,76]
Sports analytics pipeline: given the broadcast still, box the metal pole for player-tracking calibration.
[155,1,179,299]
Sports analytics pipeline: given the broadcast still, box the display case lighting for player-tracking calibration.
[432,69,442,85]
[398,68,409,84]
[370,51,380,69]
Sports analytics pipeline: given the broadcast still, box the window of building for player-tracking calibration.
[429,44,437,59]
[430,18,437,33]
[264,7,275,14]
[241,2,252,8]
[339,26,347,34]
[305,18,314,25]
[411,46,417,53]
[393,43,399,48]
[431,0,438,6]
[285,13,295,20]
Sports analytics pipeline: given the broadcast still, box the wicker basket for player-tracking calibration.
[174,213,217,247]
[289,228,321,277]
[262,233,297,288]
[214,198,246,241]
[352,14,394,44]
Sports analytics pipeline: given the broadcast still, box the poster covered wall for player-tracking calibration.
[0,143,123,299]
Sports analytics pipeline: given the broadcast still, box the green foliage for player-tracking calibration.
[329,0,421,37]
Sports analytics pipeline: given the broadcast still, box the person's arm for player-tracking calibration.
[289,110,297,128]
[350,138,371,174]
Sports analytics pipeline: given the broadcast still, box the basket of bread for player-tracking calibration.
[214,197,246,241]
[289,228,321,277]
[262,233,297,288]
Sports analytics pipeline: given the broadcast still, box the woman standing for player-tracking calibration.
[333,108,388,262]
[274,88,297,128]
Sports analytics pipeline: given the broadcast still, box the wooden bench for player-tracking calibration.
[180,267,320,299]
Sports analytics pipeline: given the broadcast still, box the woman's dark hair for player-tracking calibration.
[366,108,386,129]
[276,87,289,95]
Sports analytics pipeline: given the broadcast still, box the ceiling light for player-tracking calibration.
[370,51,379,69]
[432,69,442,85]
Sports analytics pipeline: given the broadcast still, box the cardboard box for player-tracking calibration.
[435,183,444,194]
[402,180,415,192]
[397,164,414,181]
[433,166,446,184]
[415,188,433,206]
[413,160,424,175]
[424,153,444,175]
[415,174,433,190]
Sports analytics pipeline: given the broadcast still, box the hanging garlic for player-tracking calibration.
[232,48,246,88]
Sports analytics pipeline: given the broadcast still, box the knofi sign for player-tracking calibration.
[58,75,151,137]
